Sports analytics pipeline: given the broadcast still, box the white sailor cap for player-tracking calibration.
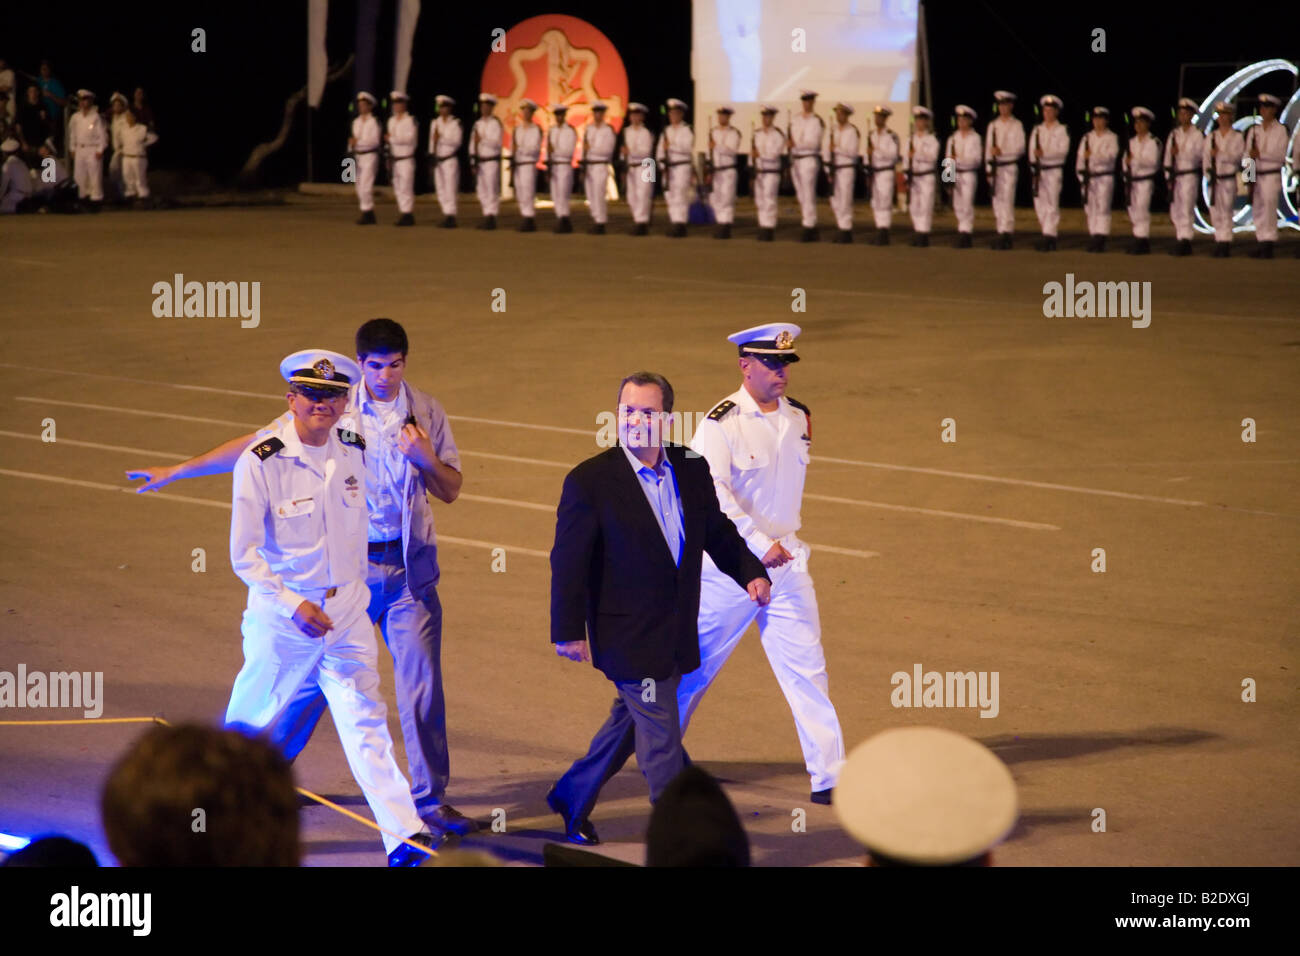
[77,88,96,100]
[1,138,20,154]
[1176,97,1197,111]
[799,89,818,100]
[435,94,455,107]
[954,104,977,120]
[666,98,688,111]
[993,90,1016,103]
[1214,100,1235,114]
[1090,105,1109,117]
[833,102,854,114]
[549,103,569,113]
[109,91,128,105]
[590,100,608,111]
[834,727,1018,866]
[478,92,498,105]
[390,90,409,102]
[1131,106,1154,121]
[1039,94,1062,110]
[872,104,892,116]
[356,91,376,105]
[728,323,802,364]
[760,104,779,114]
[1258,93,1282,107]
[279,349,361,394]
[627,102,648,114]
[912,105,933,119]
[519,98,538,110]
[716,104,735,114]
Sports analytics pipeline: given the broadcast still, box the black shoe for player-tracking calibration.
[833,229,852,244]
[917,233,930,247]
[1170,238,1191,256]
[1035,237,1050,252]
[955,233,972,248]
[546,787,600,846]
[992,232,1010,250]
[631,222,649,236]
[810,788,833,806]
[1213,242,1229,258]
[424,804,480,835]
[872,228,890,246]
[439,215,457,228]
[757,227,775,242]
[519,217,536,232]
[1128,237,1149,255]
[667,222,686,237]
[478,215,496,230]
[1249,241,1274,259]
[387,830,438,867]
[800,227,819,242]
[714,223,732,239]
[589,223,606,235]
[396,212,415,227]
[555,216,572,234]
[356,210,377,225]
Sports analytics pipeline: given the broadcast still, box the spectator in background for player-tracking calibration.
[37,60,67,146]
[0,137,32,213]
[0,58,14,125]
[101,722,301,867]
[16,84,51,160]
[108,91,128,199]
[132,86,155,131]
[645,766,750,867]
[34,137,77,212]
[119,106,157,204]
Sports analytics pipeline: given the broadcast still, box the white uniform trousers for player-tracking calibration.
[1252,172,1281,242]
[514,161,537,217]
[869,169,894,228]
[1209,174,1236,242]
[790,155,819,227]
[1082,175,1114,235]
[1127,180,1153,237]
[829,165,855,230]
[122,156,149,198]
[677,549,846,793]
[1169,173,1197,240]
[550,164,573,217]
[1033,168,1063,236]
[991,163,1018,232]
[908,173,936,233]
[626,164,653,223]
[355,152,378,211]
[953,171,976,233]
[665,163,692,223]
[224,578,424,854]
[476,159,501,216]
[753,169,780,227]
[74,149,103,200]
[391,157,415,214]
[710,167,737,224]
[433,156,458,215]
[585,162,609,222]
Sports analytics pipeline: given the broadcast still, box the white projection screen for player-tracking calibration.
[692,0,920,149]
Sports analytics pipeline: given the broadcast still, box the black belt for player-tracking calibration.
[432,153,458,164]
[831,163,858,171]
[991,158,1020,167]
[580,158,612,165]
[354,147,380,155]
[545,159,573,166]
[474,154,501,163]
[368,538,402,556]
[908,168,937,177]
[1127,172,1159,182]
[1082,169,1115,177]
[710,163,738,171]
[1255,168,1283,178]
[1209,170,1238,181]
[1036,162,1064,170]
[390,154,415,162]
[868,165,896,173]
[1167,167,1200,178]
[122,153,145,158]
[662,159,692,167]
[756,168,782,176]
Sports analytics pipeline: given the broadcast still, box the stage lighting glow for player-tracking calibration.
[0,832,32,852]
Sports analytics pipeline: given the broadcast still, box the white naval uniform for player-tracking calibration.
[583,122,616,223]
[1123,133,1161,238]
[387,112,418,214]
[1076,128,1118,236]
[429,115,462,216]
[866,126,900,227]
[1163,125,1204,241]
[984,115,1025,233]
[472,115,504,216]
[656,121,694,224]
[623,124,655,224]
[789,112,824,228]
[708,124,743,224]
[946,129,982,234]
[118,123,156,198]
[547,122,577,218]
[1203,127,1244,243]
[512,120,542,218]
[1030,121,1069,237]
[0,154,32,213]
[751,125,786,228]
[1247,120,1288,243]
[351,113,382,212]
[905,130,940,233]
[224,418,425,855]
[824,122,860,231]
[68,108,107,200]
[678,387,846,793]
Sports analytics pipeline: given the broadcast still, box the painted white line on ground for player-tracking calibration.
[803,492,1060,530]
[0,431,189,460]
[809,543,880,559]
[459,493,554,513]
[17,396,263,429]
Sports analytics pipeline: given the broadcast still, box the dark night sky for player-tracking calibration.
[5,0,1295,193]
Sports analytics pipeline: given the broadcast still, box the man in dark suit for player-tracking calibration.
[547,372,771,845]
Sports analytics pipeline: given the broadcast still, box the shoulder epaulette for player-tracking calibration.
[250,437,283,461]
[787,397,811,416]
[707,399,737,421]
[337,428,366,450]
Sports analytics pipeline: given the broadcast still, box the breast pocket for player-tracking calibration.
[272,497,318,549]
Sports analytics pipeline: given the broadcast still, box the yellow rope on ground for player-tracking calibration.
[0,714,436,860]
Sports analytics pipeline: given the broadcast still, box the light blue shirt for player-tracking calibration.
[622,445,685,567]
[358,386,409,542]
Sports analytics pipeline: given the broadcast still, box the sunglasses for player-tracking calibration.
[293,386,348,403]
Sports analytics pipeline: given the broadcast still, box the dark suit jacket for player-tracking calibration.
[550,444,769,683]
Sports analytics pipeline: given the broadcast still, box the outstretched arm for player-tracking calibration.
[125,431,259,492]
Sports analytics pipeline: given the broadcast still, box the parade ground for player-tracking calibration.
[1,195,1297,866]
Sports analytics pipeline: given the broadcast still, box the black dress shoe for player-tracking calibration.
[833,229,852,244]
[757,227,775,241]
[396,212,415,226]
[478,215,496,230]
[810,788,833,806]
[439,215,457,228]
[424,804,480,835]
[800,227,819,242]
[1248,241,1274,259]
[546,787,600,846]
[714,223,732,239]
[387,830,437,867]
[519,217,536,232]
[632,222,648,235]
[1213,242,1229,258]
[1171,238,1191,256]
[555,216,572,233]
[872,227,889,246]
[356,210,377,225]
[955,233,972,248]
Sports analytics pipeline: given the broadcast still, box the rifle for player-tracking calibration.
[944,135,956,206]
[1166,129,1178,203]
[749,120,757,190]
[1081,133,1091,205]
[705,118,714,189]
[1030,126,1041,197]
[904,127,914,205]
[987,124,997,197]
[867,124,875,205]
[1245,124,1257,206]
[1123,137,1132,208]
